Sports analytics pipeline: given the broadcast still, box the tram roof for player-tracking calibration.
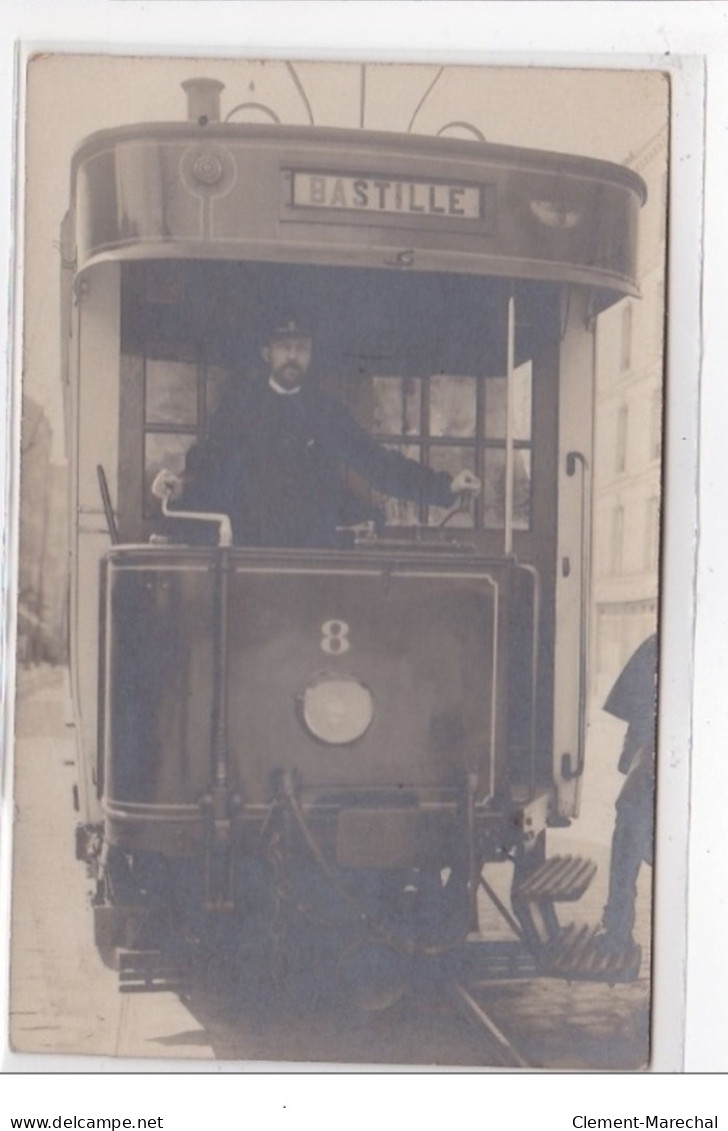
[68,120,646,300]
[71,121,647,197]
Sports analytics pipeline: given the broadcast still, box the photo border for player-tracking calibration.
[0,0,721,1097]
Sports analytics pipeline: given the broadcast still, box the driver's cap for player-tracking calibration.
[266,314,313,342]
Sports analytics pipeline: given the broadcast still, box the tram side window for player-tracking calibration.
[140,355,230,517]
[370,365,533,531]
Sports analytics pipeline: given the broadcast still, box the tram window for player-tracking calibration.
[370,364,533,531]
[482,449,532,531]
[485,366,533,441]
[372,377,422,436]
[145,359,198,425]
[484,377,507,439]
[429,376,477,438]
[381,444,421,527]
[512,367,533,441]
[429,446,477,529]
[120,262,549,540]
[133,349,232,520]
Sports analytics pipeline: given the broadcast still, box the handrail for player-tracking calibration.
[504,294,516,556]
[515,561,541,793]
[160,495,233,548]
[151,469,233,547]
[561,450,590,817]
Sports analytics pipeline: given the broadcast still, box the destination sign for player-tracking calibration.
[291,172,482,221]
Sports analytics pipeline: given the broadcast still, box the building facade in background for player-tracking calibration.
[592,127,667,702]
[17,396,68,664]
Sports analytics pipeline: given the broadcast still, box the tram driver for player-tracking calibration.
[152,315,481,548]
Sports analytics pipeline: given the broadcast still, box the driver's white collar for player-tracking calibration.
[268,376,302,396]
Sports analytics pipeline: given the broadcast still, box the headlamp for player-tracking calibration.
[300,672,374,745]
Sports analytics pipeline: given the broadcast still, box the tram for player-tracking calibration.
[65,78,646,1010]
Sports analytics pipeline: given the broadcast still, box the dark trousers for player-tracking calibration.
[602,760,655,943]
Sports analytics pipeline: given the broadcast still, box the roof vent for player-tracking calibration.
[181,78,225,125]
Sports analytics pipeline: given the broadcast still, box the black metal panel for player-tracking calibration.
[105,557,215,805]
[225,563,500,800]
[103,546,513,817]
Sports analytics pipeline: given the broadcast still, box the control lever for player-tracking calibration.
[96,464,120,544]
[151,469,233,548]
[437,492,471,529]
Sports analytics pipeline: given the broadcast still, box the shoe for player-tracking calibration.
[592,928,642,979]
[593,927,634,956]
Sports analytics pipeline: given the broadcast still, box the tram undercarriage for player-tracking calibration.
[77,767,640,1069]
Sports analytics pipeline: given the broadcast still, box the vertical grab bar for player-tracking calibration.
[201,543,235,910]
[504,294,515,557]
[561,450,590,817]
[515,562,541,794]
[211,546,231,791]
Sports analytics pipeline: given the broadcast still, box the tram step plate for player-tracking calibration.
[539,923,642,983]
[117,948,190,993]
[515,854,597,902]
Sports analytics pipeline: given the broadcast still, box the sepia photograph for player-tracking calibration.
[7,53,668,1070]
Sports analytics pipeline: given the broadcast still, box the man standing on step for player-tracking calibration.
[596,633,658,959]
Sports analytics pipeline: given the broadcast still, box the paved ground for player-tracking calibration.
[6,667,652,1070]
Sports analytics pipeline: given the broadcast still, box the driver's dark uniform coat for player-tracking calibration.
[180,378,455,547]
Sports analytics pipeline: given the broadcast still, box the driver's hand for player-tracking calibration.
[151,468,184,501]
[450,469,481,497]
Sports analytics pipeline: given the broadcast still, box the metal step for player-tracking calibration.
[515,855,597,902]
[539,923,642,983]
[117,948,191,993]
